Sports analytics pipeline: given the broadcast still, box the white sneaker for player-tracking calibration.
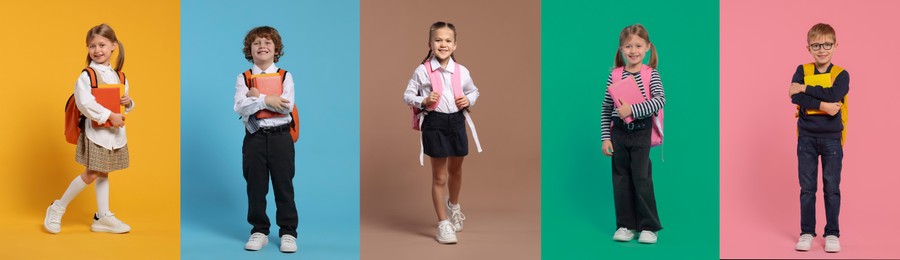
[280,235,297,253]
[446,199,466,232]
[637,230,657,244]
[824,235,841,253]
[90,212,131,234]
[43,200,65,234]
[245,232,268,251]
[795,234,814,251]
[436,221,457,244]
[612,227,634,241]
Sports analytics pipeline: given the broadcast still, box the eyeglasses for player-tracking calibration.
[809,42,834,51]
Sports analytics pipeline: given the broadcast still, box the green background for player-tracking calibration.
[541,0,720,259]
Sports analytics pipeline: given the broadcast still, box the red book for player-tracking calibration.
[251,74,288,119]
[91,84,124,128]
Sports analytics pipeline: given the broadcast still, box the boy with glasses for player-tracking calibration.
[787,23,849,253]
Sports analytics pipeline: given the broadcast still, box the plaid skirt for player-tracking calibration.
[75,133,129,173]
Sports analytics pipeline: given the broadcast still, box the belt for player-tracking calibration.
[259,124,290,133]
[613,117,651,131]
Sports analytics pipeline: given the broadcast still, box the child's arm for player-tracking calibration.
[234,75,265,117]
[600,73,615,141]
[631,70,666,119]
[266,72,295,114]
[459,66,480,108]
[789,65,821,109]
[800,70,849,102]
[73,71,113,125]
[122,78,135,113]
[402,65,427,108]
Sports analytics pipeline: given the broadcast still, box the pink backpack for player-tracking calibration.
[610,65,664,147]
[411,61,482,165]
[411,62,462,130]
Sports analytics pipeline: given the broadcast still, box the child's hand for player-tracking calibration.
[616,99,633,119]
[820,102,842,116]
[788,83,806,97]
[247,87,260,98]
[108,113,126,128]
[602,140,614,157]
[422,92,440,106]
[455,96,470,109]
[119,95,133,107]
[264,95,291,110]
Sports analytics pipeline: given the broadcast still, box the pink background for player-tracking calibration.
[720,0,900,258]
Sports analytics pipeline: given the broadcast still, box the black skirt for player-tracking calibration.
[422,111,469,158]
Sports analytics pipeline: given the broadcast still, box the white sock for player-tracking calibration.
[95,177,110,217]
[447,199,460,210]
[58,176,88,208]
[439,220,452,226]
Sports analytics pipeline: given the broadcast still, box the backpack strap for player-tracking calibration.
[639,64,653,99]
[83,67,98,88]
[116,70,126,85]
[242,69,253,89]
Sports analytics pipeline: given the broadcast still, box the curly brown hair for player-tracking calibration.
[243,26,284,63]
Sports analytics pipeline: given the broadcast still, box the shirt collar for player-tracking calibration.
[429,56,456,74]
[89,61,114,73]
[252,64,279,75]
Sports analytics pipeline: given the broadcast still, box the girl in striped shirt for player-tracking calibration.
[601,24,666,244]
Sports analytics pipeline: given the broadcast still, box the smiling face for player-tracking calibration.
[250,37,276,65]
[430,27,457,63]
[621,34,650,67]
[87,35,116,65]
[808,35,837,67]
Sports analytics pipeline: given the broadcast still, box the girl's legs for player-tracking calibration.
[447,156,465,205]
[58,169,104,208]
[431,157,450,221]
[94,171,111,216]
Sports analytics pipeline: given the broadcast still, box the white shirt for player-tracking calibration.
[74,61,134,150]
[403,57,479,113]
[234,64,296,130]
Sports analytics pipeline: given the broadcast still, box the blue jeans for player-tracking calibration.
[797,136,842,237]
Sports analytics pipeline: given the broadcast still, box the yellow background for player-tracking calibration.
[0,1,180,259]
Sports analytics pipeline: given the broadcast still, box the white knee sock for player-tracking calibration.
[58,175,88,208]
[95,177,110,217]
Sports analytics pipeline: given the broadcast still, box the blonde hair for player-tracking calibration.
[807,23,836,43]
[85,24,125,71]
[614,24,658,69]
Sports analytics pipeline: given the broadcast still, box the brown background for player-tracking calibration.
[360,0,541,259]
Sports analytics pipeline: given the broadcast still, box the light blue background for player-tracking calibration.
[180,0,359,259]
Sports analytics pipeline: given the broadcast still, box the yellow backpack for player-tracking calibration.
[795,63,847,145]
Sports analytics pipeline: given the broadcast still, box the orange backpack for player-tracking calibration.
[240,69,300,142]
[64,68,126,144]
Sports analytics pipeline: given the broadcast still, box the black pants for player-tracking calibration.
[243,128,297,237]
[610,118,662,232]
[798,135,842,237]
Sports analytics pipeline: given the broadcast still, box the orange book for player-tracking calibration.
[91,84,125,127]
[251,73,288,119]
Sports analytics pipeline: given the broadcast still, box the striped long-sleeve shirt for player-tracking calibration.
[600,69,666,141]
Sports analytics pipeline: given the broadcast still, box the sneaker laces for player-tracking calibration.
[282,235,296,244]
[449,209,466,224]
[641,231,657,239]
[48,208,63,224]
[825,236,839,243]
[102,213,125,226]
[439,223,455,237]
[799,234,813,242]
[614,228,629,236]
[249,233,267,243]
